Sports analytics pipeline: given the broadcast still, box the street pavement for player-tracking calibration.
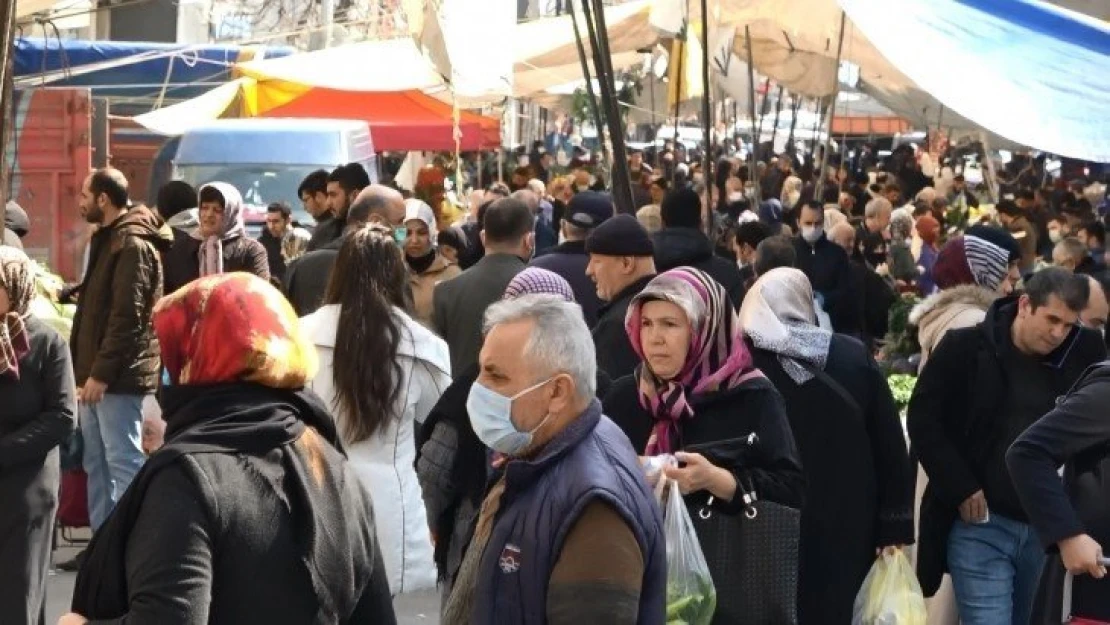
[47,542,441,624]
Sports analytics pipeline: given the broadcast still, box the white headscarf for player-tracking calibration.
[404,198,439,246]
[195,182,245,277]
[738,267,832,384]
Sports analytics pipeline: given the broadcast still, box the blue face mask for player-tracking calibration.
[393,226,408,245]
[466,377,554,456]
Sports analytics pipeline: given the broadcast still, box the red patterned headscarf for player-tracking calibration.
[153,272,317,388]
[624,267,763,454]
[0,247,34,380]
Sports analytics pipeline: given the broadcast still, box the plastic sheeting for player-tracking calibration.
[840,0,1110,162]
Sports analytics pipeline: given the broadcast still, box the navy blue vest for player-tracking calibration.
[470,400,666,624]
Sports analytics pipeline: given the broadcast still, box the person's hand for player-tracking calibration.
[875,263,890,276]
[58,613,88,625]
[79,378,108,405]
[665,452,735,501]
[1059,534,1107,579]
[958,490,988,524]
[876,545,904,557]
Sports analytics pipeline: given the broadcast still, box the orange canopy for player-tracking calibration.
[261,87,501,151]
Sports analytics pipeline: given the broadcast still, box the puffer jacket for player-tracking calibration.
[908,284,999,371]
[163,234,271,294]
[70,206,173,393]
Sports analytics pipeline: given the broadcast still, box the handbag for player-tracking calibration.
[686,438,802,624]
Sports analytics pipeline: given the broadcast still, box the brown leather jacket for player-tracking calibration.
[70,206,173,393]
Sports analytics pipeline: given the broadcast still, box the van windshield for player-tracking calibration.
[176,164,316,227]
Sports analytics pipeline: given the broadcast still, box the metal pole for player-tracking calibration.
[671,26,685,185]
[569,1,608,167]
[815,10,846,201]
[768,84,784,159]
[321,0,335,48]
[583,0,634,213]
[0,0,16,212]
[744,25,760,198]
[699,0,712,217]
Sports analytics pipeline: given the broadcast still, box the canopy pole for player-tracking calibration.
[700,0,712,217]
[0,0,14,206]
[815,10,846,202]
[583,0,634,213]
[768,84,784,160]
[755,77,771,147]
[569,1,608,166]
[786,95,801,158]
[744,25,760,199]
[671,16,686,186]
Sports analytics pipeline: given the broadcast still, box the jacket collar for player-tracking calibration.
[503,399,602,490]
[599,274,655,316]
[300,304,451,376]
[547,240,588,256]
[477,252,528,269]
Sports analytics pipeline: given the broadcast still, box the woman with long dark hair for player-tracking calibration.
[301,224,449,596]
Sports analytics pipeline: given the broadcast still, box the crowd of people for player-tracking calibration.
[0,136,1107,625]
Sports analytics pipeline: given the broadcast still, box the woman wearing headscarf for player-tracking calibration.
[739,267,915,625]
[404,199,462,327]
[916,213,941,297]
[162,182,270,293]
[0,247,76,624]
[603,266,805,623]
[300,224,449,597]
[889,209,919,289]
[415,267,612,612]
[62,272,395,625]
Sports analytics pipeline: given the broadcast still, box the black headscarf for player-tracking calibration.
[72,383,357,621]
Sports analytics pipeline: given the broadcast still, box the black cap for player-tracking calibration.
[585,214,654,257]
[5,201,29,238]
[566,191,614,229]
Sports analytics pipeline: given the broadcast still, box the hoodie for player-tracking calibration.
[652,227,745,305]
[70,206,173,393]
[908,284,999,371]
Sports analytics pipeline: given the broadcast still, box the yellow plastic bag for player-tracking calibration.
[851,550,927,625]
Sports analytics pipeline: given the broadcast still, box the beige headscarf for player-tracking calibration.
[738,267,832,384]
[195,182,246,277]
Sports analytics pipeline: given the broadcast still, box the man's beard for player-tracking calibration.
[84,206,103,224]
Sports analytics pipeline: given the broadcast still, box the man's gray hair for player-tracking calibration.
[483,295,597,400]
[510,189,540,213]
[865,197,893,220]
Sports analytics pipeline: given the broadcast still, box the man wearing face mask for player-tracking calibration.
[793,201,858,335]
[440,296,665,624]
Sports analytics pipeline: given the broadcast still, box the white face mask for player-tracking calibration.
[801,224,823,244]
[1049,229,1063,243]
[466,377,555,456]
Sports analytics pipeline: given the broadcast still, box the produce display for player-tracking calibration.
[29,262,75,341]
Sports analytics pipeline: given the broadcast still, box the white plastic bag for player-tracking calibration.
[663,478,717,625]
[851,550,927,625]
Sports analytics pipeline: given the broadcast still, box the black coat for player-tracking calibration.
[530,240,604,327]
[163,232,271,294]
[306,214,344,252]
[603,374,805,511]
[751,336,915,625]
[0,317,76,623]
[653,228,745,306]
[1008,364,1110,623]
[907,297,1106,595]
[592,275,654,381]
[282,237,341,317]
[259,229,286,280]
[793,234,858,334]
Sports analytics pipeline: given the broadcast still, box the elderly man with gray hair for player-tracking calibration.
[441,295,665,625]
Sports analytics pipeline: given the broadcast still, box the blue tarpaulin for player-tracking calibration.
[14,38,295,101]
[840,0,1110,162]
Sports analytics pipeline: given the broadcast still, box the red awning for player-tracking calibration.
[261,88,501,151]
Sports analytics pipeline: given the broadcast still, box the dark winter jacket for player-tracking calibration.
[306,214,344,252]
[604,374,805,511]
[1008,363,1110,623]
[751,335,914,625]
[70,206,173,393]
[793,234,858,334]
[470,402,666,625]
[652,228,744,306]
[593,275,654,381]
[163,233,270,294]
[907,297,1105,595]
[282,237,342,317]
[259,229,286,280]
[529,240,603,326]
